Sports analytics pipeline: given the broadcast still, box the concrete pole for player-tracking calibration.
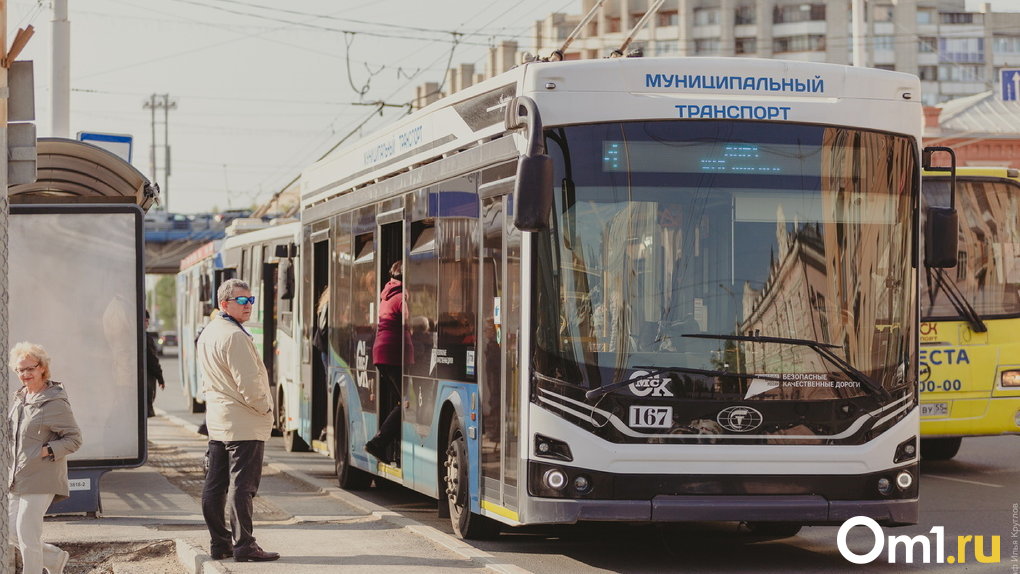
[52,0,70,137]
[0,0,12,569]
[852,0,866,67]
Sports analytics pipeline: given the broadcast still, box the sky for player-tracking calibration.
[9,0,580,214]
[8,1,1019,215]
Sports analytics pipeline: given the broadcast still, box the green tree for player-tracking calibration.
[154,275,177,330]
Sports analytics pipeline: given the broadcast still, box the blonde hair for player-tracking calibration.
[10,341,52,381]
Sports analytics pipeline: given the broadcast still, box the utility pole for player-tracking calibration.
[852,0,866,67]
[143,93,176,210]
[51,0,69,136]
[0,0,12,569]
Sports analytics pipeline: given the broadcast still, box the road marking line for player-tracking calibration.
[924,474,1003,488]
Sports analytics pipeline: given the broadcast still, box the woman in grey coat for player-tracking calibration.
[8,342,82,574]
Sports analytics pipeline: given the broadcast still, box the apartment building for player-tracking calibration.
[532,0,1020,105]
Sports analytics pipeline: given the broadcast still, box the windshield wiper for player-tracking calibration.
[925,267,987,333]
[683,333,891,401]
[583,365,772,401]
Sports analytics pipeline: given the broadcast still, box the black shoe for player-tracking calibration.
[364,438,388,461]
[210,549,232,560]
[234,545,280,562]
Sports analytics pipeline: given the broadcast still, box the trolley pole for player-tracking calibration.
[0,0,13,569]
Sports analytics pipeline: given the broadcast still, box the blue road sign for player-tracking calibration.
[78,131,133,162]
[1001,69,1020,102]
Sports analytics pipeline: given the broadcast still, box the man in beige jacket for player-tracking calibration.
[197,278,279,562]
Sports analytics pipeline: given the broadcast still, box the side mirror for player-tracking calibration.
[514,154,554,232]
[507,96,553,232]
[924,206,958,268]
[278,259,295,300]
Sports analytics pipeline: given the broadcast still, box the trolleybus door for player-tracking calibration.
[480,193,520,516]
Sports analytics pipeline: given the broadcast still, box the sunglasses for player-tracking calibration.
[227,296,256,305]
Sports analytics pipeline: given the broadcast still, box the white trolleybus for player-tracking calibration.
[293,56,957,539]
[176,219,301,419]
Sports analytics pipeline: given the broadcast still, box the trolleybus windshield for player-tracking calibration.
[533,120,916,402]
[922,178,1020,320]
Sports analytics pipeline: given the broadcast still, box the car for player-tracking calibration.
[157,332,178,356]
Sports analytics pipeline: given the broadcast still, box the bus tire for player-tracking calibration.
[443,420,500,540]
[921,437,962,460]
[739,522,802,539]
[334,404,371,490]
[279,390,308,452]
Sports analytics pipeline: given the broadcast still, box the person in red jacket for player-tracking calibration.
[365,261,412,462]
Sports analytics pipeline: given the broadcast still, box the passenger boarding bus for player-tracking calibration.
[919,166,1020,460]
[292,56,954,539]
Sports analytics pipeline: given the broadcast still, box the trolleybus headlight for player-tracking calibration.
[573,475,592,494]
[876,477,892,496]
[544,468,568,491]
[1001,370,1020,387]
[896,471,913,490]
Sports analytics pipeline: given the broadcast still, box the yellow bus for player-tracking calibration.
[920,166,1020,459]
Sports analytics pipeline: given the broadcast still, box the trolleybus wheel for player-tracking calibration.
[739,521,803,539]
[279,390,308,452]
[334,404,371,489]
[443,421,500,539]
[920,437,962,461]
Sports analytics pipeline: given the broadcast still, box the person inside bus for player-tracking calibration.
[145,310,166,417]
[365,260,413,463]
[9,341,83,574]
[312,287,330,371]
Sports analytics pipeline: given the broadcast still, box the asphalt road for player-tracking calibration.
[153,353,1019,573]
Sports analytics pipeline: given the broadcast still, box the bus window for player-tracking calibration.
[407,220,438,377]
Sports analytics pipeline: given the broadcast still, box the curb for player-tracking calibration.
[175,537,228,574]
[156,409,533,574]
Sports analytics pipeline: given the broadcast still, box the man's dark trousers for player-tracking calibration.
[202,440,265,554]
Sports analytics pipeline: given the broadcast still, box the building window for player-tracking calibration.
[773,35,826,53]
[937,64,985,82]
[919,37,937,53]
[872,36,895,52]
[654,40,678,56]
[773,4,825,24]
[658,11,678,27]
[695,38,721,54]
[994,36,1020,54]
[694,7,720,26]
[735,5,755,25]
[940,13,974,25]
[917,8,935,25]
[871,4,893,22]
[918,66,938,81]
[735,37,757,54]
[939,37,984,63]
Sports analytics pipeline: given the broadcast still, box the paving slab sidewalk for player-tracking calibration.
[41,415,514,574]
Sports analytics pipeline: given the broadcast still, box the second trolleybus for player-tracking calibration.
[281,56,955,538]
[919,166,1020,460]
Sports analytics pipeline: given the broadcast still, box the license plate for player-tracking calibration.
[921,402,949,417]
[629,406,673,428]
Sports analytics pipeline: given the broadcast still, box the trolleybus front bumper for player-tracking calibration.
[523,494,917,526]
